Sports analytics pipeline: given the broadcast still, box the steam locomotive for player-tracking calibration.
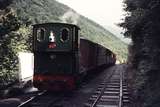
[33,23,116,91]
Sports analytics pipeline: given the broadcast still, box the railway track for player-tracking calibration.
[84,67,130,107]
[18,91,65,107]
[15,65,129,107]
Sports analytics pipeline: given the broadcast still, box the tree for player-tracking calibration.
[121,0,160,106]
[0,7,21,83]
[0,5,32,87]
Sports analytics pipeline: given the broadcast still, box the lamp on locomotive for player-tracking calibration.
[48,31,56,49]
[49,31,55,42]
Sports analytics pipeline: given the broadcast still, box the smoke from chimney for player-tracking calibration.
[60,10,79,25]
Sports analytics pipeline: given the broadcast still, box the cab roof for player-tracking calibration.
[33,23,80,29]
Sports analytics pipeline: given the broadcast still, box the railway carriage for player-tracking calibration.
[32,23,116,91]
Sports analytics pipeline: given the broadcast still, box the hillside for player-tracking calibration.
[10,0,128,60]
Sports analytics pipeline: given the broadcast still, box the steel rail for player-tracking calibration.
[18,90,46,107]
[119,70,123,107]
[91,70,116,107]
[18,90,66,107]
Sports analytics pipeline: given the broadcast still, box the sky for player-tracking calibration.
[57,0,124,29]
[57,0,131,43]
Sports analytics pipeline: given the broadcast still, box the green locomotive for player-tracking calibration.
[33,23,116,91]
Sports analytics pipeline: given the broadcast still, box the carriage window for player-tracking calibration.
[60,28,69,42]
[37,28,45,42]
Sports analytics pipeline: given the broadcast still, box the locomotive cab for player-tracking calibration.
[33,23,80,90]
[33,23,79,52]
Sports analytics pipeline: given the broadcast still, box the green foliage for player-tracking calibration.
[0,8,21,84]
[121,0,160,106]
[0,7,32,86]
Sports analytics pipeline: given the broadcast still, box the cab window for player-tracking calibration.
[60,28,69,42]
[37,28,45,42]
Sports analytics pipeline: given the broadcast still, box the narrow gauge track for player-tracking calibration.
[18,91,65,107]
[84,66,130,107]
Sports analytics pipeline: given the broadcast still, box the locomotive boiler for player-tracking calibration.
[32,23,116,91]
